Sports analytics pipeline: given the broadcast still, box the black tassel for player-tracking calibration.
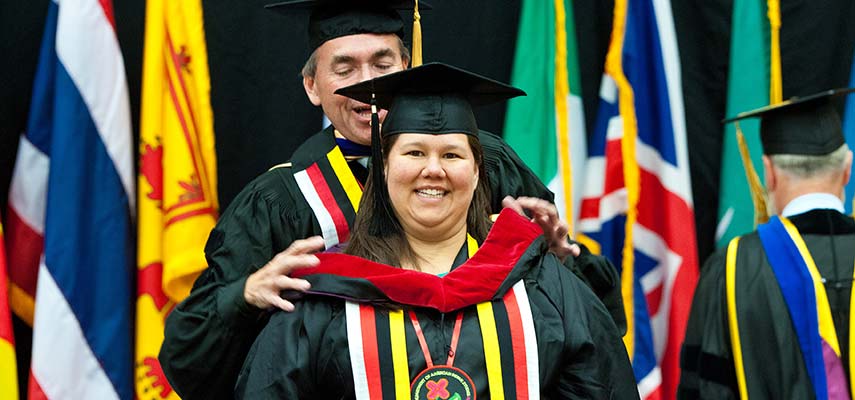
[368,92,399,237]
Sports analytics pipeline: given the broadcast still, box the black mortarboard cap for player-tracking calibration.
[265,0,429,52]
[335,62,526,136]
[723,88,854,155]
[334,62,525,236]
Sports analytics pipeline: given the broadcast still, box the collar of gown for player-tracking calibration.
[781,192,844,218]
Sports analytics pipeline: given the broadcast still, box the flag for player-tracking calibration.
[714,0,781,246]
[0,219,18,400]
[843,51,855,215]
[136,0,218,398]
[578,0,699,397]
[504,0,587,228]
[6,43,51,329]
[5,123,45,330]
[15,0,135,398]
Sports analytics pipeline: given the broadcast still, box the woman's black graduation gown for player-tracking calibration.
[235,210,638,399]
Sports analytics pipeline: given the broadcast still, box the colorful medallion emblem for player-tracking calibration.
[411,366,476,400]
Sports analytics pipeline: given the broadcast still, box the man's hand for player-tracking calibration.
[502,196,580,262]
[244,236,325,312]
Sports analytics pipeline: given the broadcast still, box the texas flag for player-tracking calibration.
[6,0,135,398]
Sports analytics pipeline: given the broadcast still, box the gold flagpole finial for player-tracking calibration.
[767,0,783,104]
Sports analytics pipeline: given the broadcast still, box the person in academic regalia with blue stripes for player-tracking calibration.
[679,89,855,399]
[235,63,638,400]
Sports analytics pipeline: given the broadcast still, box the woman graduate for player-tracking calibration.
[234,63,637,399]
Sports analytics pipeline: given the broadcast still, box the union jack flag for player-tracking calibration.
[578,0,699,398]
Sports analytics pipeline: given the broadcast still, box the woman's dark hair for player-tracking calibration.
[345,134,492,270]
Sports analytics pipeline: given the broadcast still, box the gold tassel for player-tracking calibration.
[411,0,422,67]
[735,122,770,225]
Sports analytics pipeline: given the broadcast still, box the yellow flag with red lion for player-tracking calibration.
[136,0,218,398]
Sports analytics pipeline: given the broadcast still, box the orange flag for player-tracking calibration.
[136,0,218,398]
[0,219,19,400]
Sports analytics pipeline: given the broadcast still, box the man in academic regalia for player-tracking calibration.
[159,2,623,399]
[678,88,855,399]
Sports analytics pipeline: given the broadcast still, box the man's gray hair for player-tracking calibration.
[301,36,411,78]
[770,143,851,179]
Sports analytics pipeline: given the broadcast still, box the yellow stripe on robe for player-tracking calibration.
[389,309,410,398]
[327,146,363,213]
[726,237,749,400]
[477,302,505,400]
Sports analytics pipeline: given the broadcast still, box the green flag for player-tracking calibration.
[504,0,586,228]
[715,0,772,247]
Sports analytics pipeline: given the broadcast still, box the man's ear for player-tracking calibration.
[762,155,777,192]
[842,150,853,186]
[303,74,322,106]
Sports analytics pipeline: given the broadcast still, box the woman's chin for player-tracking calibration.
[401,216,449,235]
